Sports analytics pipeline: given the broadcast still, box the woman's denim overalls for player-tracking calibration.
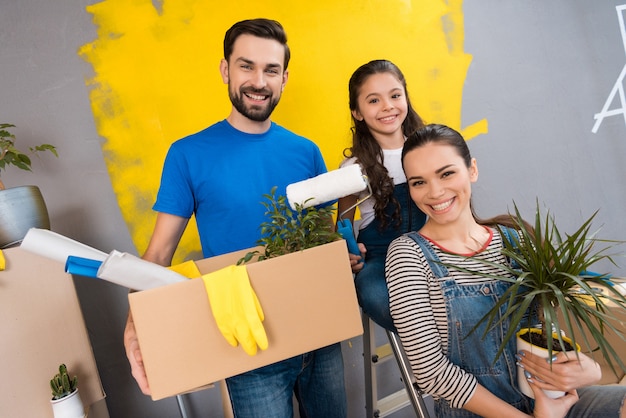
[408,231,532,417]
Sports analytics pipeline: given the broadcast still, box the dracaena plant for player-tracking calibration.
[453,201,626,374]
[0,123,58,190]
[238,186,342,264]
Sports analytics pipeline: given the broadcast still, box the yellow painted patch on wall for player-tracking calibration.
[79,0,486,262]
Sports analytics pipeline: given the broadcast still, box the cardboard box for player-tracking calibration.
[0,247,106,417]
[129,240,363,401]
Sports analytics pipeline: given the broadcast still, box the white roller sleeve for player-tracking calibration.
[20,228,108,263]
[286,164,367,210]
[97,250,187,291]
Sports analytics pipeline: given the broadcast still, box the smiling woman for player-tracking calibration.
[386,124,626,418]
[78,0,482,263]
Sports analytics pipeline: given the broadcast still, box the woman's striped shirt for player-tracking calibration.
[385,227,512,409]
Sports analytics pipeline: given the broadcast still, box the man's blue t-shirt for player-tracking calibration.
[154,120,327,258]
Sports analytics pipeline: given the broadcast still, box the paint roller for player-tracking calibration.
[286,164,372,257]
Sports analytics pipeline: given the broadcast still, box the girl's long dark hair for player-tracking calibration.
[344,60,425,229]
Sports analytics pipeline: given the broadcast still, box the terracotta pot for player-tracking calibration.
[50,388,85,418]
[516,327,579,399]
[0,185,50,248]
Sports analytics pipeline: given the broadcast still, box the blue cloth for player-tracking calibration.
[154,120,327,258]
[354,182,426,330]
[226,343,347,418]
[154,120,346,416]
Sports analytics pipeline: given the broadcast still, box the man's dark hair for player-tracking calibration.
[223,18,290,70]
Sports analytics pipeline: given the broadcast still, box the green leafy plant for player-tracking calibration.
[453,201,626,373]
[238,186,342,264]
[0,123,58,190]
[50,364,78,400]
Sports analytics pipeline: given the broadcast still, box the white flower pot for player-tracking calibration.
[50,388,85,418]
[516,328,578,399]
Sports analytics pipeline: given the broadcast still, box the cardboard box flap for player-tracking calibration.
[129,240,362,400]
[194,246,263,273]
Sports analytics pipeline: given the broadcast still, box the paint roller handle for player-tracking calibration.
[337,219,363,261]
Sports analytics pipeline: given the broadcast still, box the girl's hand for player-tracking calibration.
[517,350,601,392]
[350,243,366,273]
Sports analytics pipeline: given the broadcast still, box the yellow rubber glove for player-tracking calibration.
[202,265,268,356]
[168,260,201,279]
[0,249,5,271]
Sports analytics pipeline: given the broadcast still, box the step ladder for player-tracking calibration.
[362,314,434,418]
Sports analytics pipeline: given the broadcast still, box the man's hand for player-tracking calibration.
[124,312,151,395]
[126,212,188,395]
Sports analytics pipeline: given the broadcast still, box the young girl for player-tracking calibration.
[337,59,427,331]
[386,123,626,417]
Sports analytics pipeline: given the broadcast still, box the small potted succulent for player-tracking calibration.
[50,363,85,418]
[0,123,57,248]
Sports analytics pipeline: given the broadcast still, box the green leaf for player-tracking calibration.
[237,186,342,264]
[0,123,58,176]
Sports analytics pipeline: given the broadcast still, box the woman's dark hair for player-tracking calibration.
[344,59,425,229]
[401,124,471,168]
[402,124,531,231]
[224,18,290,70]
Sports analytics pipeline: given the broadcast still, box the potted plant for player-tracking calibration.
[0,123,58,248]
[238,186,342,263]
[457,201,626,398]
[50,363,85,418]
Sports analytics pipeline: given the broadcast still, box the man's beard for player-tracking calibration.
[229,85,280,122]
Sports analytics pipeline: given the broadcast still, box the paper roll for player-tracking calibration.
[286,165,367,210]
[20,228,108,264]
[97,250,187,291]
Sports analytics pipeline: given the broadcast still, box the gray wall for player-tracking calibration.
[2,1,626,417]
[463,1,626,262]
